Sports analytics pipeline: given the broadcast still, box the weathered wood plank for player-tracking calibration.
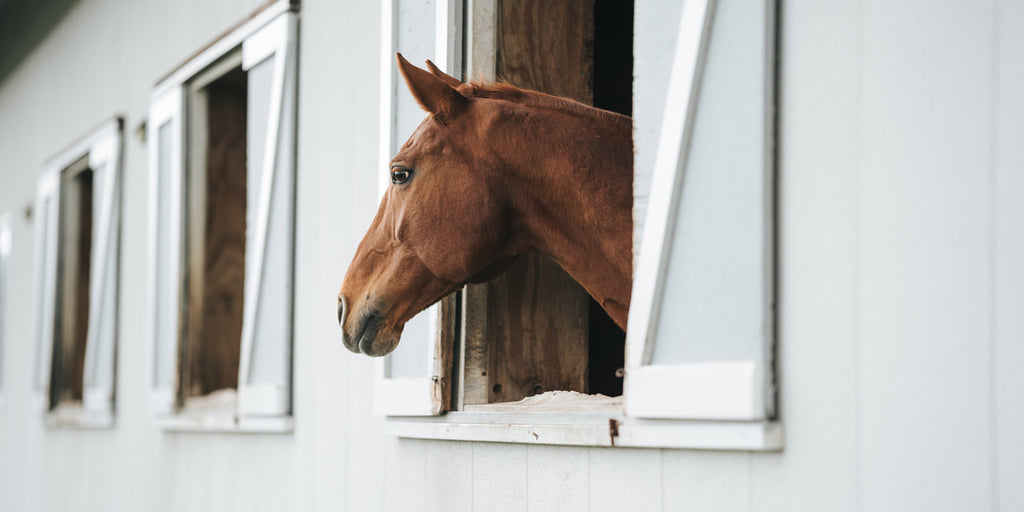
[465,0,595,405]
[485,254,589,402]
[56,160,93,404]
[187,71,247,397]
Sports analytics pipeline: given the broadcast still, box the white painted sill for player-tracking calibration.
[155,390,293,434]
[44,403,115,430]
[384,394,782,451]
[157,414,293,434]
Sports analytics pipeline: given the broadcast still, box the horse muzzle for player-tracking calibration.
[339,300,398,357]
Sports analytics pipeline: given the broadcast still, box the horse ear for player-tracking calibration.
[424,59,463,88]
[396,53,468,120]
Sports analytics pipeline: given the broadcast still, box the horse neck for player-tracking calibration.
[500,109,633,326]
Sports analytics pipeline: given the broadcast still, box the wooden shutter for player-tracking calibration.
[373,0,462,416]
[148,87,185,415]
[625,0,776,421]
[236,12,298,417]
[81,120,123,415]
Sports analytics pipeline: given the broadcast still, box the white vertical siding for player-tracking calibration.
[752,0,863,510]
[526,445,589,511]
[994,1,1024,510]
[859,1,995,509]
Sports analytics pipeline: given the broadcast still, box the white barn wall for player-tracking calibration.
[1,0,1023,511]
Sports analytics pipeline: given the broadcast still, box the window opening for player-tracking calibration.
[51,157,93,409]
[182,64,248,408]
[459,0,634,408]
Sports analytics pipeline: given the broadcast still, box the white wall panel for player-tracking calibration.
[589,448,661,512]
[663,451,750,511]
[526,445,588,512]
[472,442,528,512]
[424,441,473,511]
[751,0,863,510]
[859,1,995,510]
[995,1,1024,509]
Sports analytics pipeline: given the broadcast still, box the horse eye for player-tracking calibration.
[391,168,412,185]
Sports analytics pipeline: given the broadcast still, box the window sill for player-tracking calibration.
[156,413,293,434]
[44,403,115,430]
[383,410,782,451]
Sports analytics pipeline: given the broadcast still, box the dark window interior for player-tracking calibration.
[184,66,248,400]
[51,158,93,408]
[587,0,634,397]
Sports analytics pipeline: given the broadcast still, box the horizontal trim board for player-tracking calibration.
[383,412,781,451]
[157,415,293,434]
[374,377,439,416]
[626,361,765,420]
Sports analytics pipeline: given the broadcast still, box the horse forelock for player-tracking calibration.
[457,81,632,132]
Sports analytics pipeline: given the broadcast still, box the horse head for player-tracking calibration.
[337,54,520,356]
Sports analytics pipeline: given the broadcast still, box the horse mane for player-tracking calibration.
[457,81,633,132]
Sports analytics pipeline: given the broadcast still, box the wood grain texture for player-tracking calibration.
[466,0,595,405]
[55,163,92,404]
[186,71,247,398]
[485,254,589,402]
[435,293,458,412]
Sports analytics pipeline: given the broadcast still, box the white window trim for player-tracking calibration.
[146,86,183,416]
[147,1,297,431]
[625,0,776,423]
[0,213,10,410]
[379,0,781,450]
[372,0,464,417]
[31,118,124,429]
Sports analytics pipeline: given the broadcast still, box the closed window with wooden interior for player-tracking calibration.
[147,1,298,430]
[31,119,123,428]
[376,0,780,450]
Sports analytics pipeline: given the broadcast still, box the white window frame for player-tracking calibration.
[373,0,465,417]
[146,0,298,432]
[31,118,123,429]
[378,0,781,450]
[625,0,775,422]
[0,213,10,410]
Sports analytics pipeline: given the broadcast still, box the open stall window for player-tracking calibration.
[379,0,780,450]
[31,118,123,428]
[147,1,297,431]
[373,0,632,417]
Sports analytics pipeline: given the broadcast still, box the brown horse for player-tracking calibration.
[338,54,632,356]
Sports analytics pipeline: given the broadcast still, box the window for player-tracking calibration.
[375,0,630,416]
[31,118,123,428]
[0,213,10,408]
[379,0,780,450]
[147,1,297,431]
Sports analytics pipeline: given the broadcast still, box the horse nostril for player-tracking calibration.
[337,296,346,326]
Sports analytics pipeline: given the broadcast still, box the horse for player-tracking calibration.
[338,53,633,356]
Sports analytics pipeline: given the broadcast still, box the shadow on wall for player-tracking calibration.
[0,0,80,86]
